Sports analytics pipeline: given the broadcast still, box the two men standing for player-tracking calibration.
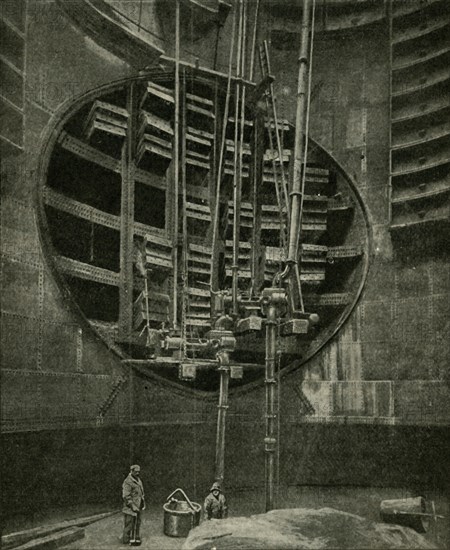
[121,467,227,545]
[122,465,145,546]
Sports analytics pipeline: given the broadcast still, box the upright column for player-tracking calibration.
[231,0,245,317]
[171,0,181,330]
[250,112,264,295]
[212,330,236,485]
[119,83,138,341]
[261,288,286,511]
[287,0,312,266]
[215,357,230,484]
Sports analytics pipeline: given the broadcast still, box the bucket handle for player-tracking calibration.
[166,488,197,512]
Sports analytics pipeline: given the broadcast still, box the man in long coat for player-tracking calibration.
[122,465,145,545]
[203,481,228,520]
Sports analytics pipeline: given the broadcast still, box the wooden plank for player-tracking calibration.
[2,512,116,550]
[12,528,84,550]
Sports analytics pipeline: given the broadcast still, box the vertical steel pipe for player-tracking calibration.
[287,0,311,265]
[119,83,137,341]
[180,69,188,354]
[210,7,236,291]
[232,0,244,317]
[264,301,277,511]
[261,288,286,511]
[249,0,260,81]
[171,0,180,329]
[215,356,230,484]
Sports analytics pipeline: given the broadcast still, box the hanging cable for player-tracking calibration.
[210,7,237,291]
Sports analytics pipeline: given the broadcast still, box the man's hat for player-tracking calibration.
[210,481,221,491]
[130,464,141,472]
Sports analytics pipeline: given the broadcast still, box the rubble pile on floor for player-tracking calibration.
[182,507,437,550]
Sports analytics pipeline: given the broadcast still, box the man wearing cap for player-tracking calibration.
[122,465,145,545]
[203,482,228,520]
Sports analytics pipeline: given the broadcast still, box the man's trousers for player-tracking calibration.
[122,512,141,544]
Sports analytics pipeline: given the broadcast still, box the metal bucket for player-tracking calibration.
[163,488,201,538]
